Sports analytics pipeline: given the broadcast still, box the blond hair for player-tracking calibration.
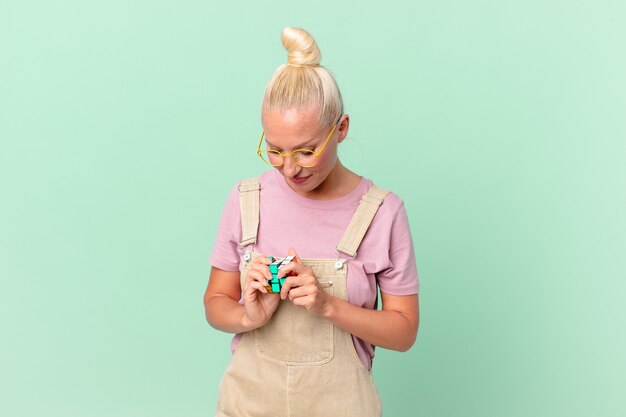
[262,27,344,127]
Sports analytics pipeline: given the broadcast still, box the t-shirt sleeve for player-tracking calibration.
[376,202,420,295]
[208,183,242,272]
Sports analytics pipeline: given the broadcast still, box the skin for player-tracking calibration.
[204,104,419,352]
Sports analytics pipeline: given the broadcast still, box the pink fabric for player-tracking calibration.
[209,169,419,370]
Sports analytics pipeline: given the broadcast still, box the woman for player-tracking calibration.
[204,26,420,417]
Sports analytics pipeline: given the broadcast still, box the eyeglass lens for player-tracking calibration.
[261,150,317,167]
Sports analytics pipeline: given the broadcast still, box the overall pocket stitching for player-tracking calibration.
[255,321,334,365]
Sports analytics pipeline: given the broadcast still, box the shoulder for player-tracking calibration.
[232,170,275,190]
[223,170,275,204]
[365,179,406,220]
[225,170,272,191]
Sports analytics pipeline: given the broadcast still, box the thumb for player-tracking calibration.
[287,247,301,264]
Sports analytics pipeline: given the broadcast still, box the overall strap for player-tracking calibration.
[336,184,390,258]
[238,177,261,247]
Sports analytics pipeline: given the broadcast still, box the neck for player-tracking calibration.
[303,160,361,200]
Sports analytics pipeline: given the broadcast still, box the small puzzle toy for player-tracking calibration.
[265,256,296,293]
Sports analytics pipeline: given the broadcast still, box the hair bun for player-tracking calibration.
[281,26,321,67]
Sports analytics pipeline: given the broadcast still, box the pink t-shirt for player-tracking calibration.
[209,169,419,370]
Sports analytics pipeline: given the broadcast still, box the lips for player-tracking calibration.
[290,175,311,184]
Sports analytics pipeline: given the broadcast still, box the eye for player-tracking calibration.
[292,150,315,162]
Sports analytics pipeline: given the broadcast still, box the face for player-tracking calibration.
[261,105,346,196]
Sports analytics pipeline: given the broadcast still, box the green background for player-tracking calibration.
[1,0,624,416]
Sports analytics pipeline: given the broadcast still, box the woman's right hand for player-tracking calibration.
[242,255,280,329]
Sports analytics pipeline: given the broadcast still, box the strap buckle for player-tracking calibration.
[238,183,261,192]
[361,193,384,206]
[335,247,357,260]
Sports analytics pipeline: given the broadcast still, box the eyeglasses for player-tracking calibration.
[257,116,341,168]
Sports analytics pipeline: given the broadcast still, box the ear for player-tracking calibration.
[337,114,350,144]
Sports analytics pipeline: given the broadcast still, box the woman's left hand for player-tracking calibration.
[278,247,333,318]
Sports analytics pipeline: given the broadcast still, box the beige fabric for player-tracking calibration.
[238,177,261,247]
[336,184,390,258]
[215,177,387,417]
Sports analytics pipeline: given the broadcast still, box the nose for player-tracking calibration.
[282,155,302,177]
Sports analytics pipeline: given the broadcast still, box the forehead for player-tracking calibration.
[262,106,323,137]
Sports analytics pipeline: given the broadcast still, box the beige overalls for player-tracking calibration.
[215,177,390,417]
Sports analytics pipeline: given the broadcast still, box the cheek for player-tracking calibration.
[315,144,338,170]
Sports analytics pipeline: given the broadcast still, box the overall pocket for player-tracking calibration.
[254,273,337,365]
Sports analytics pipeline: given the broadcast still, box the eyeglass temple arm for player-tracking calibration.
[257,131,265,154]
[314,115,343,156]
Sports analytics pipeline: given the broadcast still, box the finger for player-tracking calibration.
[287,247,302,264]
[251,255,272,266]
[290,293,314,309]
[247,269,270,285]
[247,280,269,294]
[279,275,307,299]
[276,260,309,278]
[243,282,260,302]
[250,262,272,280]
[287,284,314,301]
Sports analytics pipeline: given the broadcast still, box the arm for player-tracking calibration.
[323,292,419,352]
[204,260,281,333]
[328,198,419,351]
[278,249,420,352]
[203,266,251,333]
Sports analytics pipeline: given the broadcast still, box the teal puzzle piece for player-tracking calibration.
[266,256,295,293]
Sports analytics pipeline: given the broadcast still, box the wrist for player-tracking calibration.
[322,294,339,320]
[241,311,265,332]
[241,313,256,331]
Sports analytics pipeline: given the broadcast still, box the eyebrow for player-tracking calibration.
[264,137,317,150]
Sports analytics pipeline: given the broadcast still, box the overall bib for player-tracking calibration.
[216,177,390,417]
